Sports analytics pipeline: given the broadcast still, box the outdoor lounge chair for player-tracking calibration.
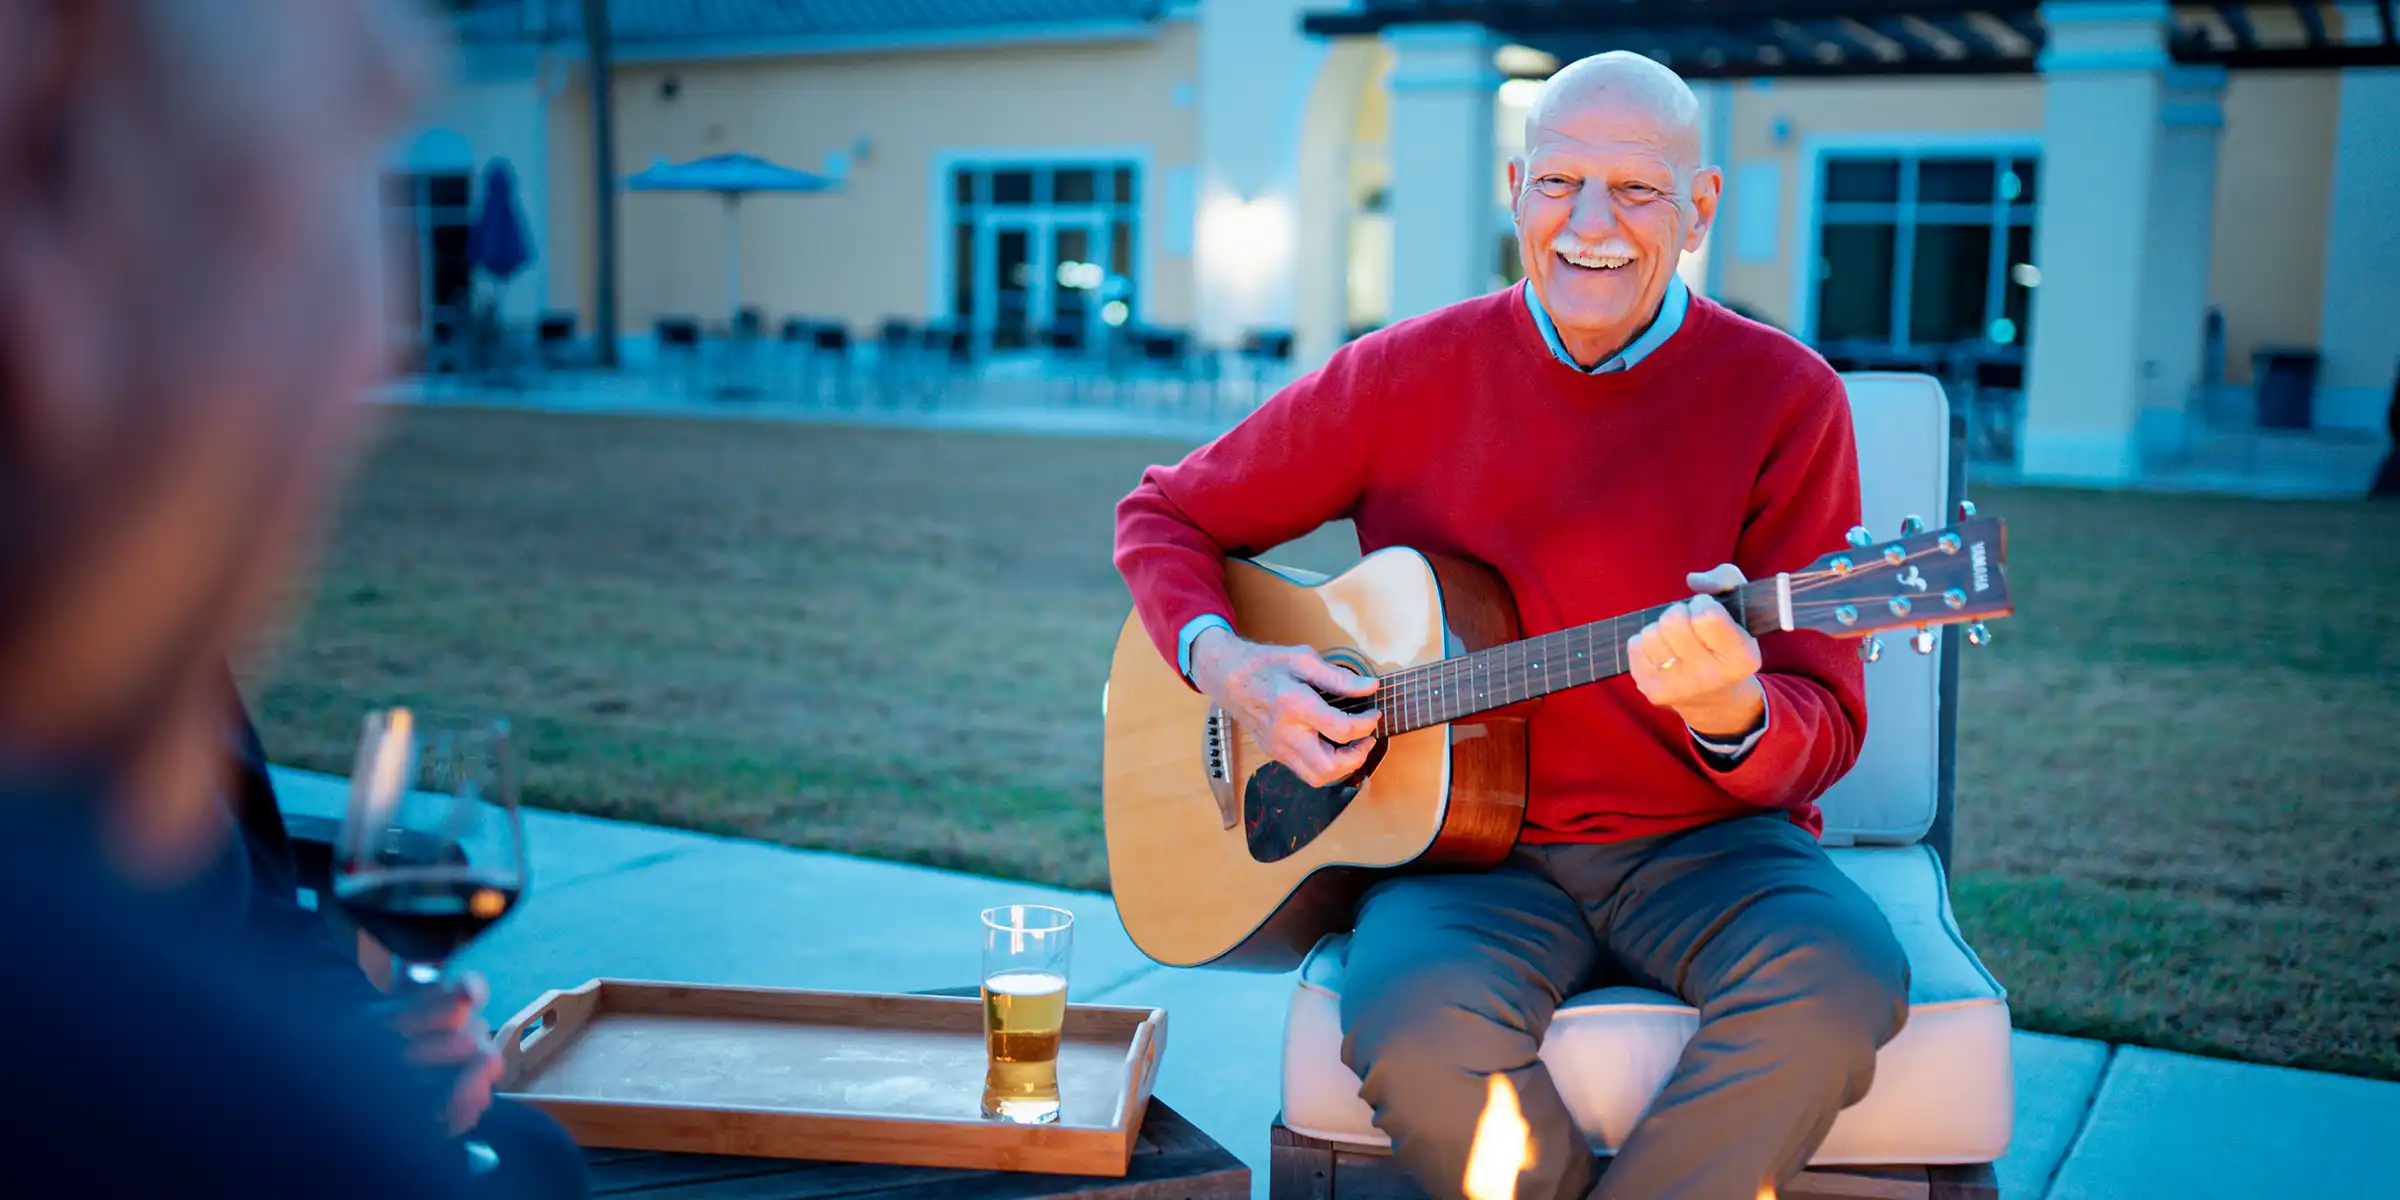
[1269,373,2010,1200]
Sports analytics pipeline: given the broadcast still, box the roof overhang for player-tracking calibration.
[1300,1,2400,79]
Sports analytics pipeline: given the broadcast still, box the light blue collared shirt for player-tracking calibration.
[1174,271,1765,764]
[1524,271,1690,374]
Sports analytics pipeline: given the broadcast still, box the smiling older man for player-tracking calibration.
[1113,51,1905,1200]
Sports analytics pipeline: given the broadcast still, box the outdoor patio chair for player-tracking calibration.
[875,318,920,407]
[808,322,853,408]
[1113,327,1205,414]
[1271,373,2009,1200]
[535,311,578,369]
[654,316,703,397]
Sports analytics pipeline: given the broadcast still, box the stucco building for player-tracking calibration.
[397,0,2398,485]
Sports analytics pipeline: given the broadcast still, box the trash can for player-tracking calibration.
[2252,346,2319,429]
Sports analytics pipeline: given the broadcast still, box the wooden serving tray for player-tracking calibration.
[494,979,1167,1177]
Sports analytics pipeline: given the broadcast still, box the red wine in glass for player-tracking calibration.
[336,707,528,1175]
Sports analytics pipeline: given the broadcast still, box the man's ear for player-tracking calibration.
[1683,165,1724,253]
[1506,157,1526,215]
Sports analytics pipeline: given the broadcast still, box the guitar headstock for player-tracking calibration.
[1781,503,2011,661]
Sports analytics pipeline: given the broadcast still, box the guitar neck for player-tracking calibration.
[1346,579,1786,737]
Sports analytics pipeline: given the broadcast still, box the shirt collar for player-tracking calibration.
[1523,272,1690,374]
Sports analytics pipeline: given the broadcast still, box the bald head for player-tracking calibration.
[1525,51,1704,193]
[1505,51,1719,370]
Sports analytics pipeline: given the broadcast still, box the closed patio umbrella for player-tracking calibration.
[468,158,533,284]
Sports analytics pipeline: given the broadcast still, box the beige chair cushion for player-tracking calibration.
[1280,844,2013,1165]
[1817,372,1953,846]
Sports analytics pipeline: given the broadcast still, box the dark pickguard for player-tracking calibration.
[1244,739,1388,863]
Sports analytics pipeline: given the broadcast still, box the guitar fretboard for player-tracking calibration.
[1338,583,1783,736]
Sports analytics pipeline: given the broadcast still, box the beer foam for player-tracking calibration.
[985,970,1066,997]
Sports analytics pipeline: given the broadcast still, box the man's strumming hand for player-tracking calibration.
[1627,564,1768,741]
[1189,625,1380,788]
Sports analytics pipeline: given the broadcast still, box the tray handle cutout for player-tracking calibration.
[495,979,604,1089]
[516,1008,555,1054]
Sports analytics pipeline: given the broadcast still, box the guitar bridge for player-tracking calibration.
[1203,708,1239,830]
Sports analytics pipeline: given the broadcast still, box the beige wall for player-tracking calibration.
[2209,72,2338,383]
[1702,71,2340,386]
[1715,78,2044,333]
[545,24,1199,341]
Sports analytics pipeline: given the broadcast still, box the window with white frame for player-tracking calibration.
[946,161,1140,355]
[1812,152,2038,359]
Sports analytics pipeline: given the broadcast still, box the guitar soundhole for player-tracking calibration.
[1243,740,1387,863]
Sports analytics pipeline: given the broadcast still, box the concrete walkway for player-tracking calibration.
[273,769,2400,1198]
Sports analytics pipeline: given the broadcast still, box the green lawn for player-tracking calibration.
[250,407,2400,1079]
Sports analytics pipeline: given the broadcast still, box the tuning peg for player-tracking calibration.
[1911,627,1937,655]
[1965,621,1992,647]
[1957,499,1978,521]
[1899,514,1925,536]
[1846,526,1873,548]
[1857,636,1882,663]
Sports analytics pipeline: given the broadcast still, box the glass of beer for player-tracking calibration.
[980,904,1074,1124]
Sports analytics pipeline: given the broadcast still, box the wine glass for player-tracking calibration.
[335,707,529,1174]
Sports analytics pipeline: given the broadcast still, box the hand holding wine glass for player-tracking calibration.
[336,707,529,1169]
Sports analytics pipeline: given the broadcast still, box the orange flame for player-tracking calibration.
[1462,1073,1532,1200]
[1757,1187,1778,1200]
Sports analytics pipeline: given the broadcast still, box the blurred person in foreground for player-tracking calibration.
[0,1,568,1194]
[1116,51,1900,1200]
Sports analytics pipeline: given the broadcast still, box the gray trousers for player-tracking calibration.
[1337,812,1910,1200]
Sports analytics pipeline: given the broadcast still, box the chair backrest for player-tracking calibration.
[1813,372,1955,848]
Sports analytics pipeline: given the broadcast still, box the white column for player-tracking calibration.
[2021,1,2179,484]
[2315,65,2400,431]
[1384,24,1501,322]
[1195,0,1325,348]
[2132,65,2227,453]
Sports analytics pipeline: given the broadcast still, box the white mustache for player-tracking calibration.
[1552,237,1638,266]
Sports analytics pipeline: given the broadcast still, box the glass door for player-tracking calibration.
[975,211,1109,360]
[987,220,1037,354]
[1044,216,1107,357]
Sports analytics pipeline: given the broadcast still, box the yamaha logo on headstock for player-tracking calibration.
[1971,540,1990,593]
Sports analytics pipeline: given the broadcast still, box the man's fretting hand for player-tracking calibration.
[1189,625,1380,788]
[1627,564,1767,740]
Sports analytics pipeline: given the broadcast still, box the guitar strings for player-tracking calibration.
[1351,538,1981,728]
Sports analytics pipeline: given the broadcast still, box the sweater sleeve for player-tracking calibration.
[1693,373,1869,811]
[1112,335,1385,679]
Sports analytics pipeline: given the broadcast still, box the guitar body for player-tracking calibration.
[1102,547,1529,971]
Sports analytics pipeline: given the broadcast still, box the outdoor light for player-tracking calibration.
[2010,262,2040,288]
[1101,301,1129,327]
[1497,78,1546,108]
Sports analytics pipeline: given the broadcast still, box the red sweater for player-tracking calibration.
[1111,286,1866,842]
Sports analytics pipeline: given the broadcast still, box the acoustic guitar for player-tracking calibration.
[1101,508,2014,971]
